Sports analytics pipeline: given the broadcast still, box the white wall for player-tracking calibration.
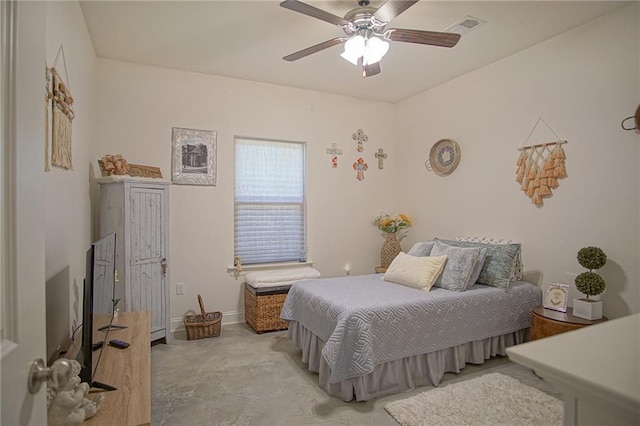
[396,4,640,319]
[637,0,640,319]
[44,2,96,357]
[63,2,638,335]
[92,61,399,326]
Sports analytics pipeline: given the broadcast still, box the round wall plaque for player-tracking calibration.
[427,139,461,177]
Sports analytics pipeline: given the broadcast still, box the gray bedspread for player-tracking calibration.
[280,274,541,383]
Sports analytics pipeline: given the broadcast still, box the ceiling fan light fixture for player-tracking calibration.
[344,35,365,54]
[340,50,361,65]
[341,35,365,65]
[341,34,389,67]
[363,36,389,65]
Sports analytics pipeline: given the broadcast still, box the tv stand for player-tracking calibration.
[67,311,150,425]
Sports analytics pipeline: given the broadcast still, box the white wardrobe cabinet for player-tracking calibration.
[98,177,170,342]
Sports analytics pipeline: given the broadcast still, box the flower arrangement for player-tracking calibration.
[372,213,412,234]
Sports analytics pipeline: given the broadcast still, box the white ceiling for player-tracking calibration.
[79,1,630,103]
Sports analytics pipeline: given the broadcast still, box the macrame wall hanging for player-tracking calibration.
[46,45,75,170]
[45,67,52,172]
[515,118,568,206]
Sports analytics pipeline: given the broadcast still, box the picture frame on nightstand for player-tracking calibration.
[543,283,569,312]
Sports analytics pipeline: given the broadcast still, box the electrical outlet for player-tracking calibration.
[176,282,185,295]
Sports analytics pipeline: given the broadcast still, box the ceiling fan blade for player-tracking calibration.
[386,29,461,48]
[280,0,351,28]
[373,0,418,24]
[363,62,381,78]
[283,37,345,61]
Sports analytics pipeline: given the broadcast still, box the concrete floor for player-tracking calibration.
[151,323,547,426]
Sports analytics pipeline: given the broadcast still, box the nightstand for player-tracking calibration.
[375,266,386,273]
[530,306,608,340]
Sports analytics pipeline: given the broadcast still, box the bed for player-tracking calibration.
[280,273,542,401]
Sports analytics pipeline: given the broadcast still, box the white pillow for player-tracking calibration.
[383,252,447,291]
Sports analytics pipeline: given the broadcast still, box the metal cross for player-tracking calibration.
[374,148,388,169]
[326,143,343,168]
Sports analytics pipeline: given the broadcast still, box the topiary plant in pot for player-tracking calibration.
[573,246,607,320]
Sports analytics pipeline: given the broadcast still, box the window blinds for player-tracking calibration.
[234,138,306,265]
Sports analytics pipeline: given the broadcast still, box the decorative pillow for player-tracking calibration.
[406,241,435,257]
[383,252,447,291]
[456,236,523,281]
[245,267,321,287]
[466,247,488,289]
[435,238,520,290]
[430,241,482,292]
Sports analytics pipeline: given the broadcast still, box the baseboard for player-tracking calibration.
[170,310,244,333]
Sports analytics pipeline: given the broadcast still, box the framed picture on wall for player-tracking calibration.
[171,127,217,185]
[543,283,569,312]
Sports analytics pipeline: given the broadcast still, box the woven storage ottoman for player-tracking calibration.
[244,282,291,334]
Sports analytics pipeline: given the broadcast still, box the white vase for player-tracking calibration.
[573,298,603,320]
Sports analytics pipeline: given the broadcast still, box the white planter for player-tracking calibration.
[573,298,603,320]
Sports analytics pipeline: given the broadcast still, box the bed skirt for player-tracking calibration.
[287,320,529,402]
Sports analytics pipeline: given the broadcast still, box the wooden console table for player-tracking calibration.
[508,313,640,425]
[67,311,151,425]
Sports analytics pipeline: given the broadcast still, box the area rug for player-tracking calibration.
[384,372,563,426]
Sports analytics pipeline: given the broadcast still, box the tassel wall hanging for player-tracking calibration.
[516,118,568,206]
[44,67,52,172]
[48,45,74,170]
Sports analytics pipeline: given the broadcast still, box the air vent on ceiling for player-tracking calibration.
[445,16,486,35]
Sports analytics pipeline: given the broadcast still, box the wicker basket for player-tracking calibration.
[244,284,290,334]
[183,294,222,340]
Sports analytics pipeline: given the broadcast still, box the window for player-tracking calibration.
[234,137,306,265]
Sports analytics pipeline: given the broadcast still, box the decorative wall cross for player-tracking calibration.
[374,148,387,169]
[326,142,343,168]
[353,157,368,181]
[352,129,368,152]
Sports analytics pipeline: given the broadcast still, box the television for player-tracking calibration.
[77,232,118,391]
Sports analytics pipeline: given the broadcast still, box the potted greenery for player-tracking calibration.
[573,246,607,320]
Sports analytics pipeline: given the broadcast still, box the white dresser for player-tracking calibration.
[507,313,640,425]
[98,176,170,342]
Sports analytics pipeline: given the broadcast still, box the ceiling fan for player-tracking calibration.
[280,0,461,77]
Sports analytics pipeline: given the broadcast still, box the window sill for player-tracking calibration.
[226,261,314,277]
